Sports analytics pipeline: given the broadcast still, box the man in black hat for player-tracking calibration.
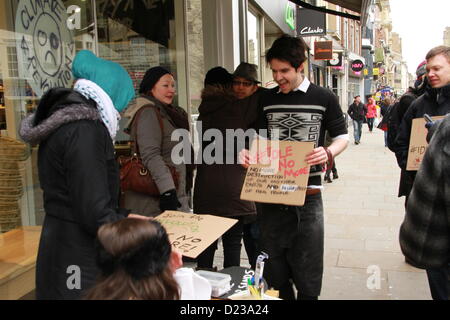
[232,62,261,100]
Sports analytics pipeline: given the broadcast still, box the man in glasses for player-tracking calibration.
[232,62,261,100]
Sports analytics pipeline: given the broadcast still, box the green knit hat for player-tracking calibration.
[72,50,135,112]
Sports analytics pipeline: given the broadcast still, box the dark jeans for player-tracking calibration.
[258,193,324,300]
[367,117,374,131]
[426,265,450,300]
[243,221,259,270]
[196,216,244,269]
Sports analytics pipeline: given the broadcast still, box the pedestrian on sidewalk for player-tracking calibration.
[123,67,193,217]
[323,131,338,183]
[348,95,367,144]
[400,114,450,300]
[388,60,428,205]
[18,50,145,299]
[232,62,268,269]
[365,97,377,132]
[240,35,349,300]
[395,45,450,300]
[193,67,258,270]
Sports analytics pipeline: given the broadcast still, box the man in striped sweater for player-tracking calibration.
[241,35,348,300]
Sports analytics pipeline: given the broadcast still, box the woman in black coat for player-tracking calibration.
[19,50,141,299]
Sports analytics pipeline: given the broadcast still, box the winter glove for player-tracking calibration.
[159,189,182,212]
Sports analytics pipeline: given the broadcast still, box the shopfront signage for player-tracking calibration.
[285,3,295,30]
[314,41,333,60]
[327,52,343,67]
[15,0,75,97]
[351,60,364,72]
[351,59,365,72]
[297,8,326,37]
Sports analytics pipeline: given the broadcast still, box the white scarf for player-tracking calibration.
[74,79,120,141]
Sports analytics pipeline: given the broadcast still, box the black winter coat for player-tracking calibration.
[394,83,450,169]
[348,102,367,122]
[19,88,128,299]
[193,86,262,218]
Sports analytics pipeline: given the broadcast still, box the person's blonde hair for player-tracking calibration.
[84,219,179,300]
[426,46,450,63]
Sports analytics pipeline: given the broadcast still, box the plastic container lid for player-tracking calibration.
[195,270,231,287]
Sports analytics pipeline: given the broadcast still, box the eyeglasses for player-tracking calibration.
[232,80,254,87]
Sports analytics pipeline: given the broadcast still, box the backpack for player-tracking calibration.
[386,92,418,152]
[385,103,398,151]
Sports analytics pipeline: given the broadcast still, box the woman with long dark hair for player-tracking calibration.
[85,218,180,300]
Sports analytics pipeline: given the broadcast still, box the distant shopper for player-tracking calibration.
[365,97,377,132]
[348,95,367,144]
[19,50,143,299]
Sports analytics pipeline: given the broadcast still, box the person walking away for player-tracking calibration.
[379,98,392,147]
[240,35,348,300]
[18,50,145,299]
[365,97,377,132]
[123,67,193,217]
[348,95,366,144]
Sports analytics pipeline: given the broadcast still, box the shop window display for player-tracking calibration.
[0,0,186,230]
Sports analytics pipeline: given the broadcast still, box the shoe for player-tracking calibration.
[324,175,332,183]
[332,172,339,179]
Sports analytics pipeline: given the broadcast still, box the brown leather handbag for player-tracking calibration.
[118,105,179,196]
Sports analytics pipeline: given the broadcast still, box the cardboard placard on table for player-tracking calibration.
[240,139,314,206]
[155,211,237,258]
[406,116,445,171]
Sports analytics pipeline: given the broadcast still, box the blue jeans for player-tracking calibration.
[352,120,363,143]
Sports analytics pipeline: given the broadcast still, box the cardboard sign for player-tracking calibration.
[155,211,237,258]
[406,116,445,171]
[240,139,314,206]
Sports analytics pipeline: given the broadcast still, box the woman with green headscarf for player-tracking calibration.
[19,50,145,300]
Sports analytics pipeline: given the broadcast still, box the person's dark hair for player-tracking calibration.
[425,45,450,63]
[204,66,233,87]
[354,95,360,99]
[84,219,179,300]
[266,34,308,69]
[139,66,172,94]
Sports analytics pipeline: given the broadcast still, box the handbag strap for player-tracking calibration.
[131,104,164,156]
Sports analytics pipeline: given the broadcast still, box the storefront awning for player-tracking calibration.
[324,0,363,13]
[289,0,372,25]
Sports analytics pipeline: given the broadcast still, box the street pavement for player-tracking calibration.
[198,121,432,300]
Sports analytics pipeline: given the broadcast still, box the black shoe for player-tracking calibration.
[332,172,339,179]
[324,175,332,183]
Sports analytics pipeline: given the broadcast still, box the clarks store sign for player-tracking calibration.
[15,0,75,97]
[297,8,326,37]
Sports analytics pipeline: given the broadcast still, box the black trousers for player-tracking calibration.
[196,217,245,269]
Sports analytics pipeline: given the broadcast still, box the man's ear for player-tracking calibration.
[296,63,305,74]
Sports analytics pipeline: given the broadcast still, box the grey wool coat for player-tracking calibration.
[399,114,450,269]
[123,95,190,217]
